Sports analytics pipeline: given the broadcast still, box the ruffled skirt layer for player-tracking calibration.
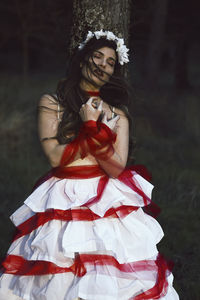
[0,170,179,299]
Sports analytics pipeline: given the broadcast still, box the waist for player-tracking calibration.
[52,164,106,179]
[67,155,98,167]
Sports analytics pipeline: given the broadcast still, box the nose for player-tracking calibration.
[99,57,106,68]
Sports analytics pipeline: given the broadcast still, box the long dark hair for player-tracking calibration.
[55,36,134,161]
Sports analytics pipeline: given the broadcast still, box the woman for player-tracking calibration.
[0,30,179,299]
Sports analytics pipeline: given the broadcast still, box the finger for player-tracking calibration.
[97,100,103,111]
[102,112,107,122]
[107,115,119,124]
[113,115,120,122]
[86,97,96,106]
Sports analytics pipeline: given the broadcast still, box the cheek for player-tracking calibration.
[107,67,114,77]
[88,57,96,68]
[81,65,92,78]
[92,57,98,66]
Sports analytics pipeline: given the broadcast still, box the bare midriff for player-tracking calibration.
[66,154,98,167]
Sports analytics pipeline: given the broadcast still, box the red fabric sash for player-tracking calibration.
[1,253,173,299]
[33,163,159,217]
[60,121,116,166]
[12,205,138,242]
[32,165,105,191]
[34,164,152,206]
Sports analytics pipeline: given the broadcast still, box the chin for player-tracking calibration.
[92,76,109,88]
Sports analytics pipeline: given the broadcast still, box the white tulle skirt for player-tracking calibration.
[0,171,179,299]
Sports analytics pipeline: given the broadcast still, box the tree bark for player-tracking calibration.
[144,0,169,89]
[70,0,131,52]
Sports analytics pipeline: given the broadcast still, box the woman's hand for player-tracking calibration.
[79,97,103,122]
[102,112,120,131]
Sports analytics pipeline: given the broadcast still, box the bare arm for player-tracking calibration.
[38,95,74,167]
[38,95,102,167]
[97,109,129,178]
[79,100,129,178]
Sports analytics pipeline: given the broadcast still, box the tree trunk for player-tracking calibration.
[70,0,130,52]
[145,0,168,89]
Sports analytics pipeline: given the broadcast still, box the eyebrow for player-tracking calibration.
[95,50,116,62]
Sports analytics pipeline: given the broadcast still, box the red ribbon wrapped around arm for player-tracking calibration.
[60,120,116,166]
[80,120,116,160]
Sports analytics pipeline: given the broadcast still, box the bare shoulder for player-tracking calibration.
[102,101,128,122]
[39,94,57,107]
[38,94,64,112]
[115,107,127,116]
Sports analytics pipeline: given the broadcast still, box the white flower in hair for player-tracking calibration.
[94,29,105,39]
[116,41,129,65]
[78,31,94,49]
[86,31,94,41]
[78,30,129,65]
[117,38,124,48]
[106,31,116,41]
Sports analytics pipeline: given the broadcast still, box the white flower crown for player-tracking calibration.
[78,30,129,65]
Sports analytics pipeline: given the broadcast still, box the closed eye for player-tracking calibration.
[108,61,115,67]
[93,53,102,59]
[93,51,115,67]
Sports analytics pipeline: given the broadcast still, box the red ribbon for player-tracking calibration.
[60,121,116,166]
[1,253,173,299]
[12,205,138,242]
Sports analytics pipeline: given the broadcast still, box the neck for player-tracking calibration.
[79,79,100,92]
[86,90,100,97]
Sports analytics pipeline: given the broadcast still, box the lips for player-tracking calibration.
[94,69,104,77]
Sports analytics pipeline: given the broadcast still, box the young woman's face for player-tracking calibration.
[80,46,117,90]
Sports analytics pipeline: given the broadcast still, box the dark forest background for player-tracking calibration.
[0,0,200,299]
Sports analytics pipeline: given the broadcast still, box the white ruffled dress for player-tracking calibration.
[0,166,179,300]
